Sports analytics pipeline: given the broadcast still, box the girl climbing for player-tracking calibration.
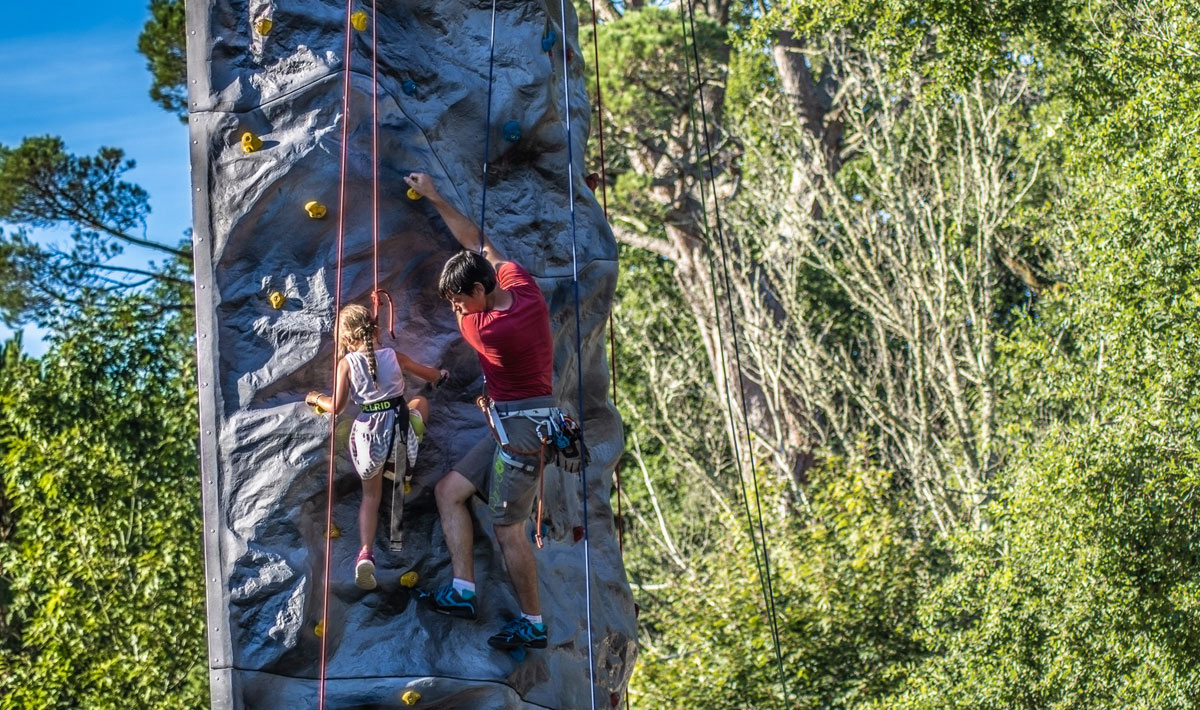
[305,304,449,590]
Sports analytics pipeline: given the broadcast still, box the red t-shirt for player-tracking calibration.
[459,262,554,402]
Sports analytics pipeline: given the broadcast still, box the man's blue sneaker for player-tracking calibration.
[427,584,477,619]
[487,617,548,650]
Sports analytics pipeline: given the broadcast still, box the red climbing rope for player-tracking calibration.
[317,1,357,708]
[371,0,381,315]
[588,0,626,561]
[588,7,631,707]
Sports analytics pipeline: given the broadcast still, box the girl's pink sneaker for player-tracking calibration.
[354,549,377,590]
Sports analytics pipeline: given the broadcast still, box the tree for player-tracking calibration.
[585,1,1068,501]
[0,293,207,709]
[725,41,1051,530]
[631,453,941,709]
[0,136,192,325]
[879,2,1200,705]
[138,0,189,121]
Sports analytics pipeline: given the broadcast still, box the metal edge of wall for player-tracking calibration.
[183,1,235,708]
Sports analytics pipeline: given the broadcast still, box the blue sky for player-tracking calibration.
[0,0,191,356]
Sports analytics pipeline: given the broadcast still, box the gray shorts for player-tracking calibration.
[455,396,554,526]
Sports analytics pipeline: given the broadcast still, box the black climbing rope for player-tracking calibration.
[677,0,790,704]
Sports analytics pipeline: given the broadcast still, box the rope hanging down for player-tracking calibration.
[318,1,392,705]
[555,1,599,707]
[586,0,626,561]
[478,0,499,255]
[677,0,790,704]
[585,6,631,708]
[317,0,360,706]
[368,0,392,331]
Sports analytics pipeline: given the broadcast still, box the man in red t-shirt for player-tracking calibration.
[404,172,552,651]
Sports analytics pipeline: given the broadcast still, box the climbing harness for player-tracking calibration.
[475,396,584,549]
[677,1,788,704]
[537,409,586,471]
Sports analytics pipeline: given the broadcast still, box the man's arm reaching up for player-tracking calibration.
[404,172,508,267]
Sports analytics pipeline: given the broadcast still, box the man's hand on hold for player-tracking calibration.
[404,172,440,203]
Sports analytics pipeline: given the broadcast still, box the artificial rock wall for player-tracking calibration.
[184,2,633,708]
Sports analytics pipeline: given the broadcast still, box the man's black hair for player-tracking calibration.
[439,249,496,298]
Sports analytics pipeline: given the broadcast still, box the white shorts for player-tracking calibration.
[349,408,423,480]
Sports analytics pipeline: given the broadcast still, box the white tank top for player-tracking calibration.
[345,348,405,405]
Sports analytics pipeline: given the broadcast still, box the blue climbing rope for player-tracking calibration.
[555,2,598,708]
[478,0,498,255]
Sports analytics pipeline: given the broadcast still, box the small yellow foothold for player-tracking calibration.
[314,622,324,638]
[403,480,412,495]
[305,201,327,219]
[351,10,368,32]
[401,690,421,706]
[406,187,422,201]
[254,18,273,36]
[312,404,327,416]
[399,570,418,588]
[268,290,285,309]
[328,523,341,539]
[241,131,264,153]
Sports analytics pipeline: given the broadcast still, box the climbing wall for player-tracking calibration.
[184,1,633,708]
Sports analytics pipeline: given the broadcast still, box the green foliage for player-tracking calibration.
[885,3,1200,706]
[891,424,1200,709]
[0,136,150,240]
[759,0,1081,85]
[0,230,51,326]
[618,0,1200,705]
[0,136,191,325]
[584,5,728,221]
[611,242,732,568]
[138,0,188,121]
[632,456,941,709]
[592,6,727,138]
[0,297,207,709]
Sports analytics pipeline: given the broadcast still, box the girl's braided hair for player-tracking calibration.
[337,304,379,382]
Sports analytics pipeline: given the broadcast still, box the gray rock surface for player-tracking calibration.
[185,2,634,708]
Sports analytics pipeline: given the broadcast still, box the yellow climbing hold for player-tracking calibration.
[254,18,273,36]
[351,10,368,32]
[327,523,341,539]
[305,201,327,219]
[399,570,418,588]
[401,690,421,706]
[314,622,324,638]
[406,187,423,201]
[403,480,412,495]
[268,290,285,310]
[312,403,327,416]
[241,131,263,153]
